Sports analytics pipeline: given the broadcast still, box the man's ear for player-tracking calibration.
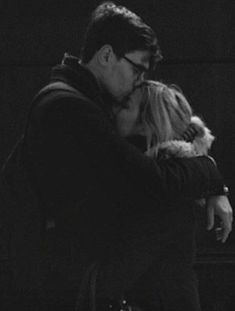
[97,45,115,66]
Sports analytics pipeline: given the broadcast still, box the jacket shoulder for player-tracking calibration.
[32,81,100,116]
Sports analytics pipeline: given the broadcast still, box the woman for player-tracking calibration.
[116,80,214,159]
[113,80,215,311]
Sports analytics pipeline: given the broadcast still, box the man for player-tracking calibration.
[1,2,232,311]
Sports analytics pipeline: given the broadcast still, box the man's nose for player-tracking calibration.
[134,72,145,87]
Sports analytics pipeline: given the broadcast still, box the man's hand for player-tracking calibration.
[207,195,233,243]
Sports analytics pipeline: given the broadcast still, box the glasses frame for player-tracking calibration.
[122,56,148,78]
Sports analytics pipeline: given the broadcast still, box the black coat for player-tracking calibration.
[0,54,224,309]
[23,54,223,227]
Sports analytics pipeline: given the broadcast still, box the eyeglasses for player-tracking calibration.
[122,56,148,79]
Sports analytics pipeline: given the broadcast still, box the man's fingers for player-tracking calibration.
[229,209,233,226]
[221,230,230,243]
[219,205,233,243]
[207,195,233,242]
[221,218,233,243]
[215,227,223,241]
[207,205,214,230]
[216,213,233,243]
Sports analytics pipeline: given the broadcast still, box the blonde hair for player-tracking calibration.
[139,80,214,154]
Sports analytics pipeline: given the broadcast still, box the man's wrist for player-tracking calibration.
[222,185,229,196]
[207,185,229,197]
[204,156,229,197]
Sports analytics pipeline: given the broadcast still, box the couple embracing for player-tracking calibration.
[1,2,232,311]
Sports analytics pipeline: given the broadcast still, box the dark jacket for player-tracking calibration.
[23,55,224,212]
[19,55,224,252]
[0,54,225,309]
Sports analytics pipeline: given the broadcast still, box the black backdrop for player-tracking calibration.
[1,0,235,309]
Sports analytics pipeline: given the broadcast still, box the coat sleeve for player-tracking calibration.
[25,94,224,202]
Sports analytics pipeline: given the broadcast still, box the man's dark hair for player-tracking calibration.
[80,2,162,68]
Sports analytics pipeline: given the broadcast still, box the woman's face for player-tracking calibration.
[115,87,145,137]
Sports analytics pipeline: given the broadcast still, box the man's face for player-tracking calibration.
[115,87,145,137]
[105,50,150,103]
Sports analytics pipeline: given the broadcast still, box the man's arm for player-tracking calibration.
[32,95,225,201]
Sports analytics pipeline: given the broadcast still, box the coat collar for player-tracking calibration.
[50,53,117,120]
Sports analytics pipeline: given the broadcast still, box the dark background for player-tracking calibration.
[1,0,235,309]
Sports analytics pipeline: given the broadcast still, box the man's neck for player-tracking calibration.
[83,61,104,90]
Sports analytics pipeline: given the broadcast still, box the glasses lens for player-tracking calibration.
[123,56,146,78]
